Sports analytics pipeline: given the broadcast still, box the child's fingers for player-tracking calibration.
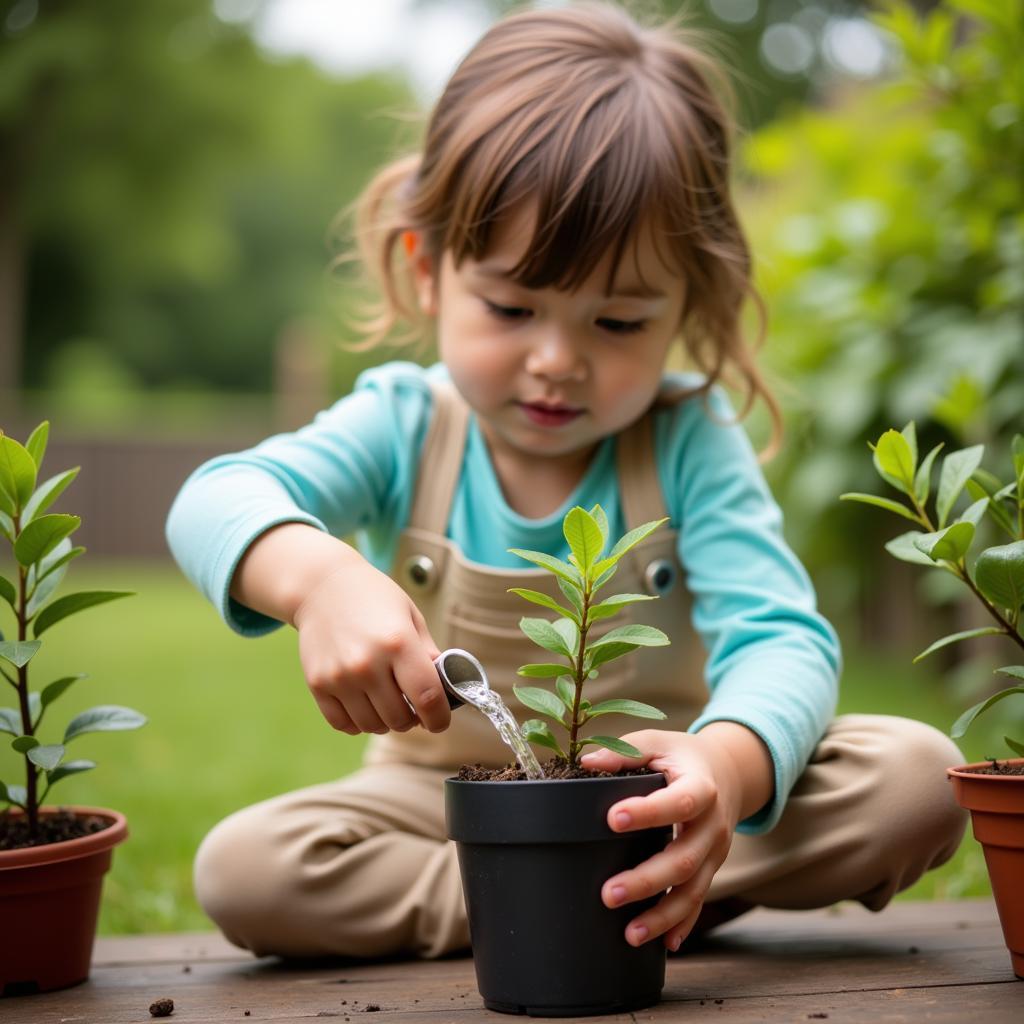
[622,858,719,948]
[310,691,359,735]
[341,691,389,735]
[579,746,646,773]
[607,774,715,833]
[393,631,451,734]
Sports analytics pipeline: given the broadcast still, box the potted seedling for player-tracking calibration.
[445,505,673,1016]
[841,424,1024,979]
[0,423,146,995]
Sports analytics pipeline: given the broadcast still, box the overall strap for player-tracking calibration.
[407,380,471,535]
[616,408,669,530]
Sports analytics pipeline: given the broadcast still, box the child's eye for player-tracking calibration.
[484,300,532,321]
[597,318,647,334]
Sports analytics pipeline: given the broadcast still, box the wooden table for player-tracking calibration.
[8,900,1021,1023]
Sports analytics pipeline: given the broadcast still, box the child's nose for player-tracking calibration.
[524,328,586,382]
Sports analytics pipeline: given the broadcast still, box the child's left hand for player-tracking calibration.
[579,724,772,952]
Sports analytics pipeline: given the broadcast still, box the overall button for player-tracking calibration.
[403,554,437,591]
[643,558,676,596]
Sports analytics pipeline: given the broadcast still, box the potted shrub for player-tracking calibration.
[445,505,674,1016]
[841,424,1024,979]
[0,422,146,996]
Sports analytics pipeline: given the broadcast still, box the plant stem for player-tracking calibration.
[14,515,38,835]
[567,582,592,766]
[953,562,1024,652]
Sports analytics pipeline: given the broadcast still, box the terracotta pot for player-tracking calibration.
[0,806,128,996]
[947,759,1024,980]
[446,772,670,1017]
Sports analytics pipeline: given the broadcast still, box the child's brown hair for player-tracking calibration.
[340,0,780,445]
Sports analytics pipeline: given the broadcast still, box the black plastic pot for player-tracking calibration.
[445,772,670,1017]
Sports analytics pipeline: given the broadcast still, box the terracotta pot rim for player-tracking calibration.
[947,757,1024,781]
[0,805,128,870]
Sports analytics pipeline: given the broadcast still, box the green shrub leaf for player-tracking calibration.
[12,735,39,753]
[64,705,147,742]
[0,574,15,610]
[1005,737,1024,757]
[589,624,670,648]
[996,666,1024,681]
[914,443,945,505]
[513,684,565,721]
[589,504,609,547]
[24,422,49,470]
[872,428,916,495]
[552,617,578,657]
[0,509,13,539]
[33,590,134,638]
[586,641,640,669]
[839,493,920,523]
[516,663,569,678]
[966,478,1016,535]
[555,676,575,711]
[607,518,669,563]
[0,434,38,509]
[23,468,80,524]
[519,617,573,657]
[913,626,1005,663]
[587,592,657,624]
[14,514,81,568]
[521,719,565,755]
[563,506,605,573]
[912,521,975,562]
[0,781,27,807]
[27,744,64,771]
[41,674,88,708]
[585,698,667,720]
[1012,434,1024,486]
[506,588,579,624]
[0,708,21,735]
[0,640,42,668]
[507,548,581,585]
[579,735,643,758]
[46,759,96,785]
[556,577,584,616]
[937,445,985,528]
[885,532,941,567]
[951,686,1024,739]
[974,541,1024,611]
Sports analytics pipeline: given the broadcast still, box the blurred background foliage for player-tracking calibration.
[2,0,1022,929]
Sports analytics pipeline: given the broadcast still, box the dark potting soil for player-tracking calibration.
[967,761,1024,776]
[457,757,659,781]
[0,808,111,851]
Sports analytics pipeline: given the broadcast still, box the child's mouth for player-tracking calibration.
[518,402,584,427]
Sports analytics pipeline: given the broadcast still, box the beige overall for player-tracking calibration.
[194,384,968,959]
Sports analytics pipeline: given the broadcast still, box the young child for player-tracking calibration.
[167,0,966,961]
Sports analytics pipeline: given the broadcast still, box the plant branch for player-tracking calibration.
[568,584,592,766]
[953,562,1024,652]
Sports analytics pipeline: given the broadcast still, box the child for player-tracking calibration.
[167,0,966,961]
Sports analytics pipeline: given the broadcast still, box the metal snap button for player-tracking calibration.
[644,558,676,596]
[403,554,436,589]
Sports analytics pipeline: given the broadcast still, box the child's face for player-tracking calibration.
[412,204,686,467]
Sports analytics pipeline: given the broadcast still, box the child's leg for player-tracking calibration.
[193,762,465,959]
[706,714,968,912]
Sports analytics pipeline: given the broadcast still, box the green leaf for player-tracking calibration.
[589,504,609,547]
[12,735,39,753]
[552,617,579,658]
[513,684,566,721]
[901,422,918,472]
[607,518,669,563]
[587,592,657,624]
[913,627,1005,663]
[0,483,12,517]
[912,522,975,562]
[957,497,989,529]
[0,434,38,510]
[519,617,574,657]
[1011,434,1024,486]
[1005,737,1024,757]
[14,514,81,568]
[41,674,88,708]
[555,675,576,711]
[64,705,147,742]
[914,443,945,505]
[0,708,21,734]
[937,445,985,529]
[32,589,133,637]
[885,532,942,567]
[563,506,605,574]
[516,663,569,678]
[585,698,667,720]
[586,642,640,669]
[27,744,64,771]
[951,686,1024,739]
[507,548,581,585]
[579,735,643,758]
[46,759,96,785]
[591,561,618,594]
[996,666,1024,680]
[24,422,49,470]
[23,468,79,524]
[589,624,670,649]
[0,509,13,539]
[966,478,1016,536]
[557,576,584,617]
[32,543,86,590]
[0,574,14,610]
[0,640,42,668]
[507,588,579,624]
[521,719,565,756]
[839,493,920,523]
[974,542,1024,611]
[871,428,916,495]
[1,781,27,807]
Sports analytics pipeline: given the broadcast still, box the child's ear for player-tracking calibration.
[403,230,438,317]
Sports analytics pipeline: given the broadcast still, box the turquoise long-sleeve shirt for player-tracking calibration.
[166,360,841,833]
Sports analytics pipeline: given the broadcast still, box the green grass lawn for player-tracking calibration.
[1,560,1006,934]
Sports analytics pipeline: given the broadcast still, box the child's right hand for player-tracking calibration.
[290,559,450,737]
